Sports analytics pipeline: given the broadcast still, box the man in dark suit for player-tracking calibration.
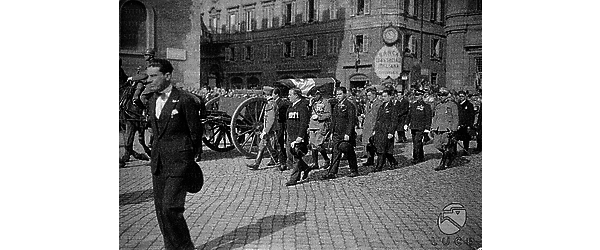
[456,91,476,156]
[275,90,290,171]
[145,59,202,250]
[394,91,410,143]
[285,88,311,186]
[323,87,359,179]
[406,89,433,164]
[372,89,400,172]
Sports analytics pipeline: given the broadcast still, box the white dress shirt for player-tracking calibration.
[155,85,173,119]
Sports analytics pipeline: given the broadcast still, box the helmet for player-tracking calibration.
[144,48,156,56]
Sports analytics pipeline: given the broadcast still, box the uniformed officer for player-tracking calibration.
[372,88,400,172]
[406,89,433,164]
[285,88,311,186]
[323,87,359,179]
[246,86,279,170]
[431,87,460,171]
[308,89,332,170]
[456,90,476,156]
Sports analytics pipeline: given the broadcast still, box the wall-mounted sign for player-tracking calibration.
[167,48,187,61]
[374,45,402,80]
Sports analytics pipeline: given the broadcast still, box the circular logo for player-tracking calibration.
[437,203,467,235]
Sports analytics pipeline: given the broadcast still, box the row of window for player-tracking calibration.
[224,35,442,61]
[207,0,445,34]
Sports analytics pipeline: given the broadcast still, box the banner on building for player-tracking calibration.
[374,45,402,80]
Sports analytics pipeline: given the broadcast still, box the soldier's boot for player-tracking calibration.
[319,148,330,169]
[121,146,133,162]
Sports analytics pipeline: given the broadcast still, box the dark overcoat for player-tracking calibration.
[373,101,399,154]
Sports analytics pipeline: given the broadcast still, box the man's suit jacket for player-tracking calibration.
[148,87,202,177]
[407,99,433,131]
[286,99,310,142]
[373,100,400,153]
[458,99,475,127]
[331,98,357,144]
[394,97,410,130]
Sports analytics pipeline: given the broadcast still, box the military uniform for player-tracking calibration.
[285,98,310,185]
[326,98,359,178]
[431,93,460,170]
[247,95,279,169]
[308,96,331,169]
[407,97,432,163]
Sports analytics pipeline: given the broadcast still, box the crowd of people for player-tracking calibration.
[246,81,482,185]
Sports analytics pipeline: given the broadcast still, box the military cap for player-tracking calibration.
[262,86,274,95]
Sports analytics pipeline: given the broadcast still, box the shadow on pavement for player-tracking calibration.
[196,212,307,250]
[119,188,153,206]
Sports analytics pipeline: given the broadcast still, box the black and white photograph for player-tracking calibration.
[118,0,482,249]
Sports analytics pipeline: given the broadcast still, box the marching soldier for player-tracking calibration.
[323,87,359,179]
[372,88,400,172]
[246,87,280,170]
[308,90,332,170]
[431,87,460,171]
[285,88,311,186]
[406,89,433,164]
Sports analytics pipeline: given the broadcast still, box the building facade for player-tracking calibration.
[445,0,482,92]
[119,0,481,92]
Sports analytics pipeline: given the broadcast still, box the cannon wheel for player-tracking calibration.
[230,97,267,158]
[202,115,236,152]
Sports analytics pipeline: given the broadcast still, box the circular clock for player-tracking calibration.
[382,27,399,45]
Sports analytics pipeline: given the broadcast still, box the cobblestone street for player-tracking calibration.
[120,137,482,250]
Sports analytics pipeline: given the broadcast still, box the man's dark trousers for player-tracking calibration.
[153,172,194,250]
[328,138,358,176]
[411,129,425,162]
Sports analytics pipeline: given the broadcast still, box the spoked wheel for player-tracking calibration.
[230,97,267,158]
[202,114,236,152]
